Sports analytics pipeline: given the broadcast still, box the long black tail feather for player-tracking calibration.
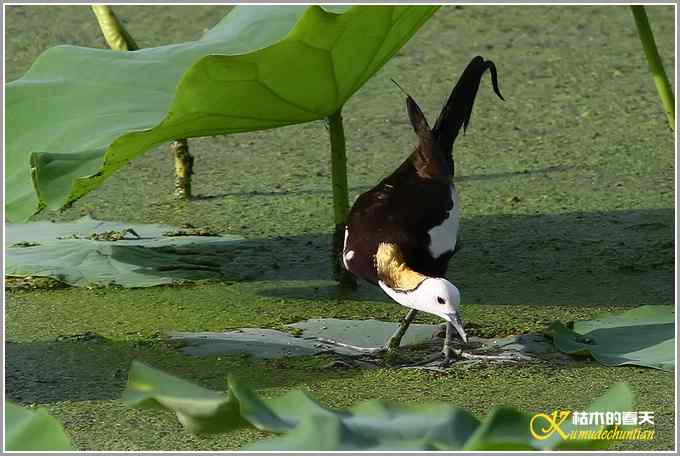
[432,56,504,175]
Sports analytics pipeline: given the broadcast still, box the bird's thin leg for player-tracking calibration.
[442,322,457,364]
[384,309,418,352]
[399,323,459,368]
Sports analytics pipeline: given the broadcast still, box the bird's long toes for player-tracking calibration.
[441,348,459,365]
[441,354,452,367]
[460,352,520,362]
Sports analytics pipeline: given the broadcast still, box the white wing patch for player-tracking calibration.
[342,227,351,269]
[427,186,459,258]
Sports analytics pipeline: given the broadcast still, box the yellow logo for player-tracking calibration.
[530,410,570,440]
[529,410,656,442]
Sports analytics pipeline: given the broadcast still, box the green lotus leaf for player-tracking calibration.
[246,399,482,451]
[6,5,438,222]
[122,361,249,434]
[553,382,635,450]
[123,361,633,450]
[546,305,674,371]
[5,402,74,451]
[463,383,634,451]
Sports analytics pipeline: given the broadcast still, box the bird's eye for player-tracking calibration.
[437,296,445,304]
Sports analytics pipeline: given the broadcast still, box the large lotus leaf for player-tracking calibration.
[6,5,439,222]
[246,397,483,451]
[5,402,74,451]
[5,217,243,287]
[123,361,632,450]
[124,361,482,446]
[546,305,674,371]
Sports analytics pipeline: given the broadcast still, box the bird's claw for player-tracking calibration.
[441,346,464,366]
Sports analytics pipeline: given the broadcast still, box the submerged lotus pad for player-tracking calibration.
[170,318,441,358]
[170,319,568,362]
[547,305,674,371]
[170,328,349,358]
[6,217,242,288]
[288,318,440,347]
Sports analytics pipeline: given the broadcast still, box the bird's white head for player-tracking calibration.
[379,277,467,342]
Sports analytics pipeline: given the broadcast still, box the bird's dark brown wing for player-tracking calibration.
[344,158,453,283]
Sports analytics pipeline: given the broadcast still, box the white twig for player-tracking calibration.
[311,337,385,354]
[459,351,522,361]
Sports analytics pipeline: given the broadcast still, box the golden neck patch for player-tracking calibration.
[375,243,426,291]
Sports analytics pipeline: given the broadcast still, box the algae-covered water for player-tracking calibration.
[4,5,675,451]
